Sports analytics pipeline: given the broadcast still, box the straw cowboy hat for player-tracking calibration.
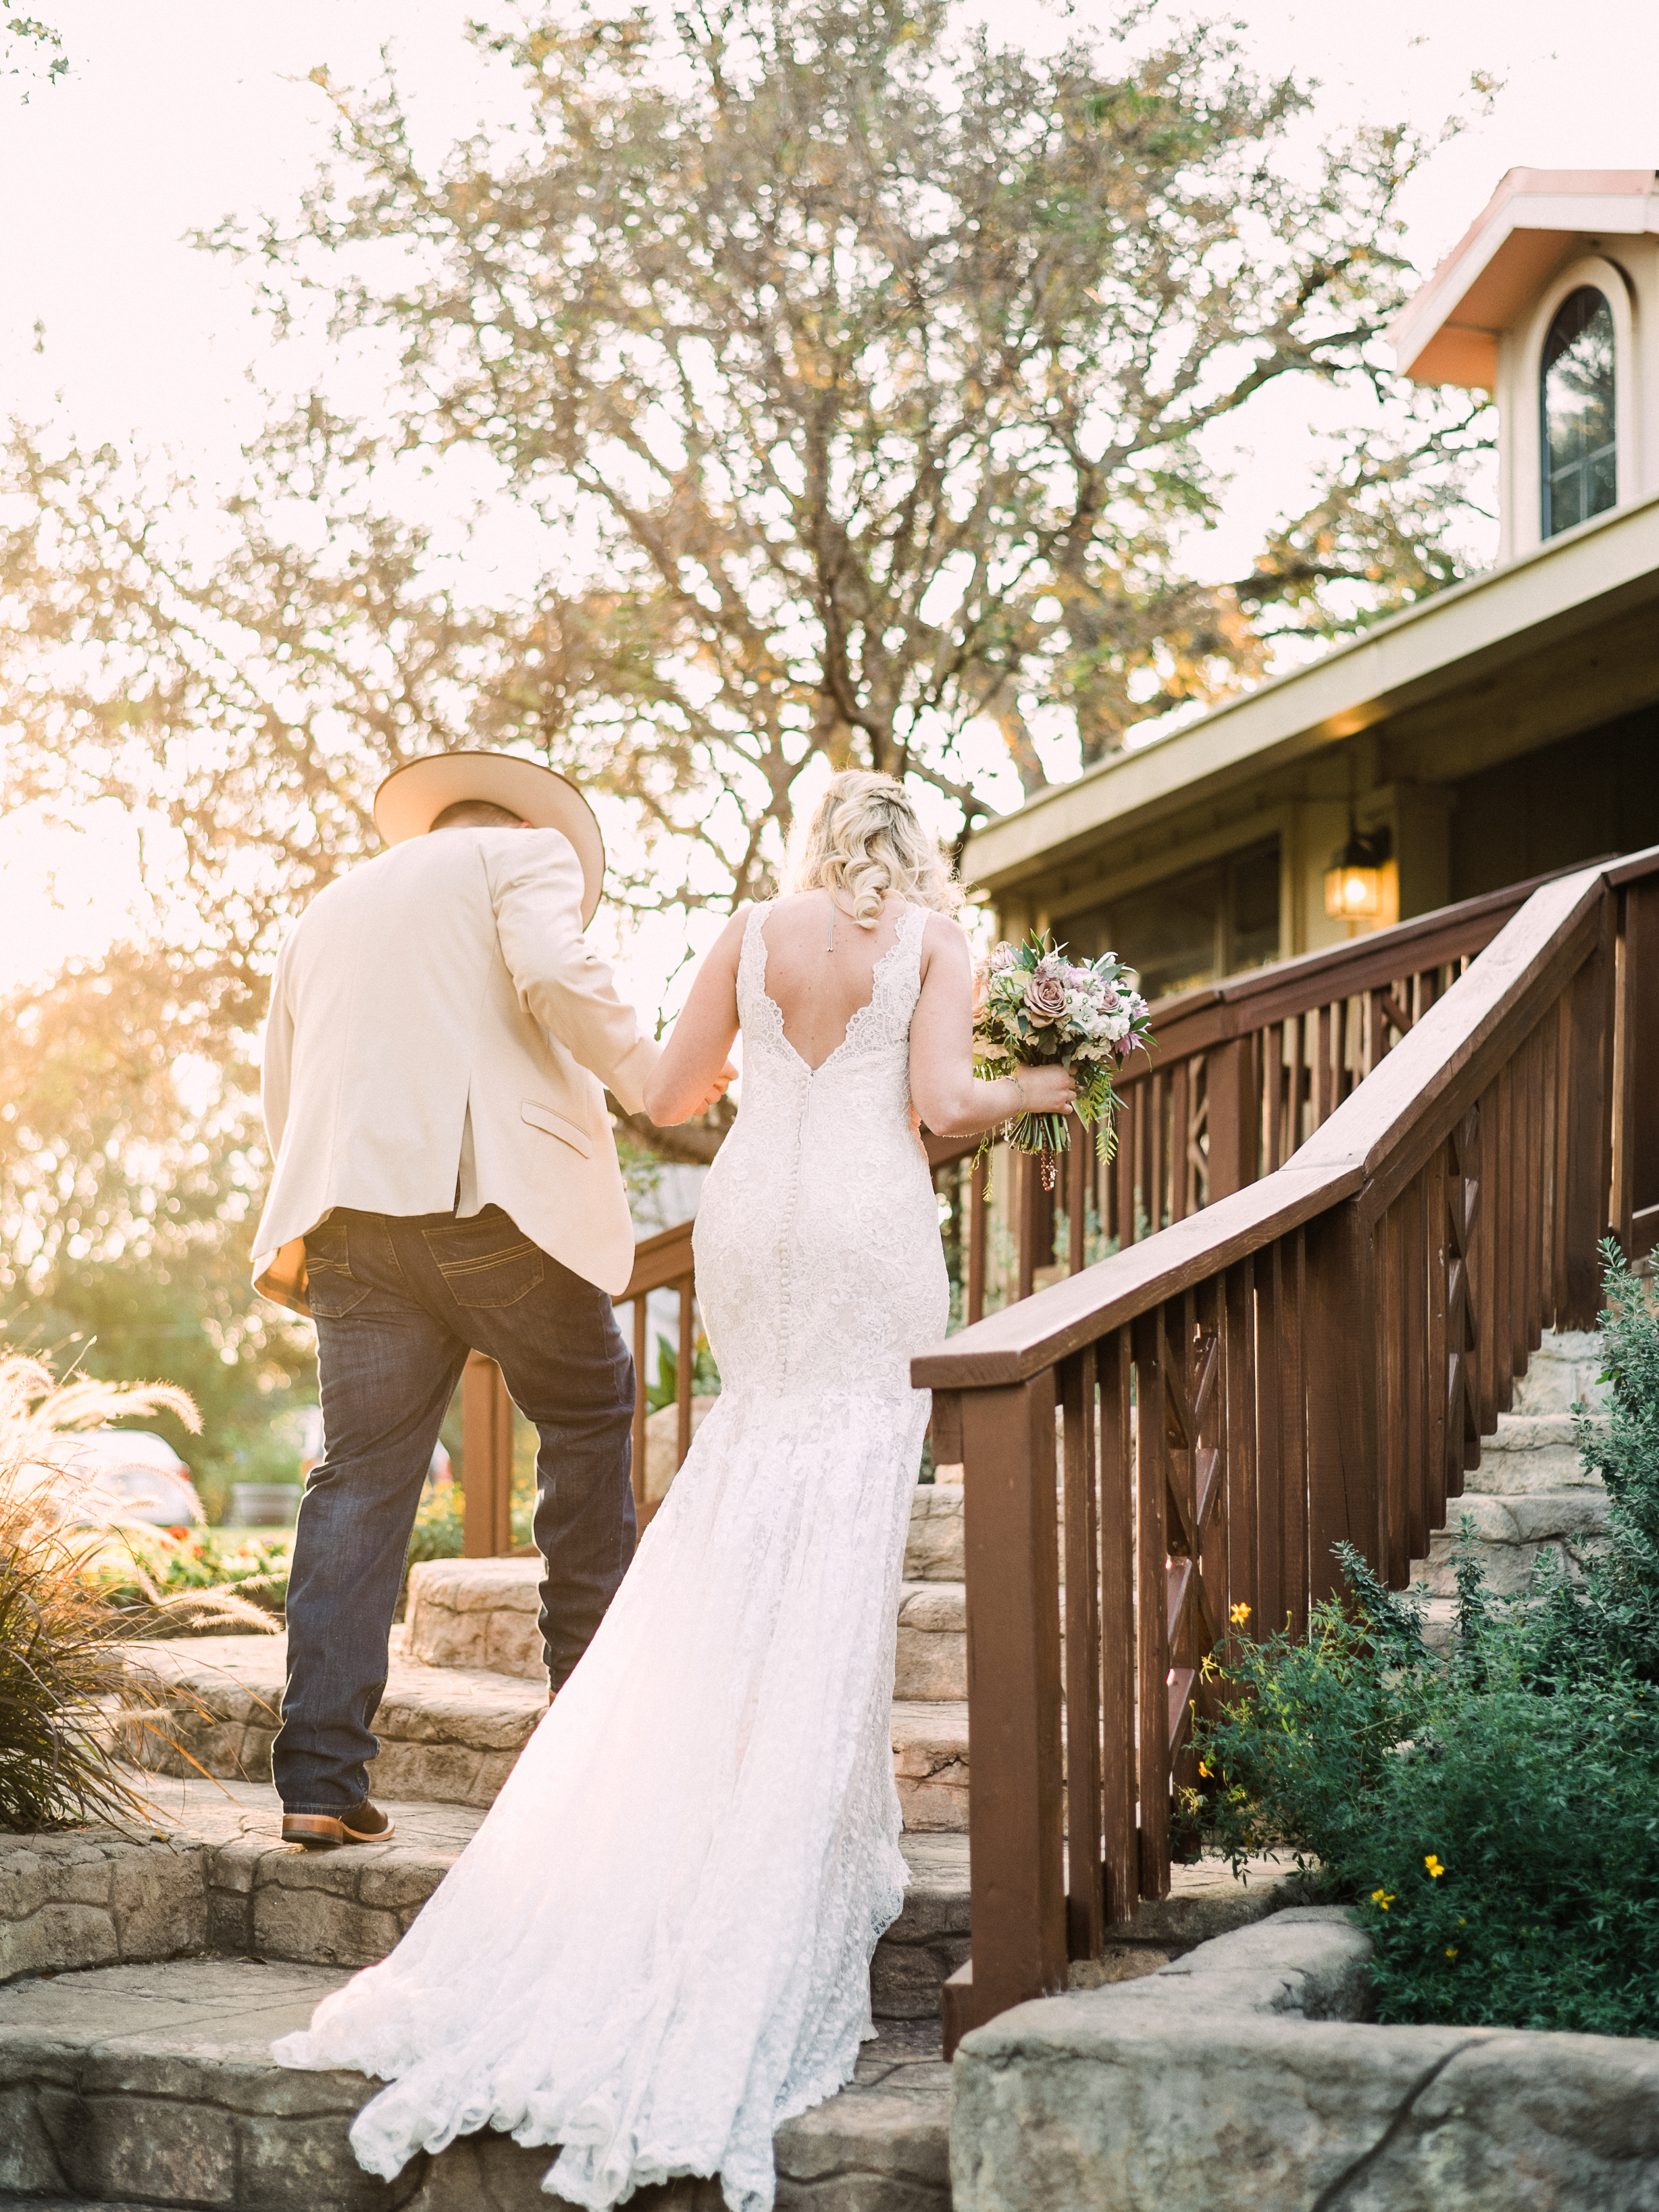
[373,750,606,926]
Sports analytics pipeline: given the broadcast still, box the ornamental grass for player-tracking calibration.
[0,1353,273,1832]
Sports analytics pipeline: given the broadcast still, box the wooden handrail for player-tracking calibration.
[927,838,1659,2057]
[915,865,1610,1391]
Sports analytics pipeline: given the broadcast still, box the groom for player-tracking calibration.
[252,750,727,1851]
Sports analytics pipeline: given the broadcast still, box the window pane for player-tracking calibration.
[1541,286,1616,539]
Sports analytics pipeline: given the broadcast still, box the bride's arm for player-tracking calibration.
[910,917,1077,1138]
[642,911,744,1126]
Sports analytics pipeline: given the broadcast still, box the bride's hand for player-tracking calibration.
[1015,1064,1079,1114]
[685,1059,736,1115]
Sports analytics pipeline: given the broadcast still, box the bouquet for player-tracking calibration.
[972,935,1154,1187]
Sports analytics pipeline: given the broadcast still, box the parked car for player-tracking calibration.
[297,1406,451,1487]
[52,1429,206,1528]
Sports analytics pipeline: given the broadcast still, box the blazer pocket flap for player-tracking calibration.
[521,1100,594,1157]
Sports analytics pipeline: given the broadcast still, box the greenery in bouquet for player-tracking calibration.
[973,935,1152,1182]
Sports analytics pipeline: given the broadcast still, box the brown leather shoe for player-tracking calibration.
[282,1799,396,1853]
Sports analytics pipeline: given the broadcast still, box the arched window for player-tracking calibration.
[1541,287,1617,538]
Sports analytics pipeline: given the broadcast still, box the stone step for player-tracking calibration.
[123,1635,964,1833]
[1466,1410,1606,1494]
[1411,1487,1611,1597]
[890,1701,969,1834]
[0,1957,952,2211]
[1507,1329,1610,1416]
[122,1635,545,1811]
[405,1486,969,1689]
[894,1583,965,1701]
[0,1772,970,2031]
[903,1485,963,1583]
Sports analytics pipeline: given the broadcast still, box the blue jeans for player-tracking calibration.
[272,1206,636,1815]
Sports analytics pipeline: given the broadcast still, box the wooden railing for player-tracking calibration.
[916,846,1659,2055]
[926,865,1606,1322]
[459,1217,701,1551]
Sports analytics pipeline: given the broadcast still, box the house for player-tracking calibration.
[963,170,1659,998]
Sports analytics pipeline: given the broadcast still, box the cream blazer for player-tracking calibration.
[251,825,660,1313]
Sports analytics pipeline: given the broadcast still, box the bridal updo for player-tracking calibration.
[786,771,965,928]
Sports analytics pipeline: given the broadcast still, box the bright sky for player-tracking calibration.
[1,0,1656,1008]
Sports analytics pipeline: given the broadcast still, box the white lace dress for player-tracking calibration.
[273,900,949,2212]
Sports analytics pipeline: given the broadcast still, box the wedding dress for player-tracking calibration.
[273,898,950,2211]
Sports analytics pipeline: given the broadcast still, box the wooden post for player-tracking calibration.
[943,1372,1065,2055]
[462,1351,513,1558]
[676,1275,694,1472]
[630,1295,648,1528]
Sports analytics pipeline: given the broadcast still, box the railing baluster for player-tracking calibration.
[1427,1139,1450,1535]
[1098,1329,1137,1927]
[1279,1227,1310,1634]
[1132,1307,1171,1899]
[1494,1058,1516,1416]
[1224,1256,1257,1644]
[1402,1168,1429,1571]
[967,1152,988,1325]
[1061,1345,1103,1961]
[1379,1195,1406,1588]
[631,1294,649,1528]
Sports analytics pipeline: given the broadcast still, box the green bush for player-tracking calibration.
[1195,1241,1659,2040]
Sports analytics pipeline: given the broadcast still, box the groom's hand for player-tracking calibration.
[688,1059,738,1114]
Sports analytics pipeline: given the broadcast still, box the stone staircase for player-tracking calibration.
[0,1475,1304,2208]
[1410,1328,1611,1633]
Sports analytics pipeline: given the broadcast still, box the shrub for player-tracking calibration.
[1195,1243,1659,2039]
[0,1355,270,1830]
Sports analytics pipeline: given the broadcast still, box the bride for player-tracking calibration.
[273,771,1077,2210]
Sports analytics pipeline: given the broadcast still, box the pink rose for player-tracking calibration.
[1023,963,1068,1027]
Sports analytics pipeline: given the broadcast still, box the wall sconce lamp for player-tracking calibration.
[1323,824,1392,920]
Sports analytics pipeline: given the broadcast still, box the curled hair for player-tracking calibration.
[786,771,964,927]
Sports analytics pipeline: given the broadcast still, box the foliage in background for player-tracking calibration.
[0,948,315,1521]
[2,1,63,98]
[646,1331,721,1415]
[0,1,1494,978]
[91,1524,294,1624]
[1196,1246,1659,2039]
[0,1355,268,1832]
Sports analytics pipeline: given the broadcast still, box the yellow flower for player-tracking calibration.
[1445,1947,1459,1960]
[1370,1889,1395,1911]
[1198,1760,1213,1778]
[1425,1855,1446,1879]
[1229,1602,1251,1626]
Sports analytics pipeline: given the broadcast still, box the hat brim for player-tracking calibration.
[373,751,606,926]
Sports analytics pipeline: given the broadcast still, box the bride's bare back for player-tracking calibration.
[755,890,909,1072]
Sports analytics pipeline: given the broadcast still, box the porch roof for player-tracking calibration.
[962,488,1659,902]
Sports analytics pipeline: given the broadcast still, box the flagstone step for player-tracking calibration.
[0,1773,972,2028]
[404,1562,969,1702]
[122,1635,545,1811]
[0,1957,952,2211]
[890,1702,969,1833]
[124,1636,972,1831]
[403,1484,969,1689]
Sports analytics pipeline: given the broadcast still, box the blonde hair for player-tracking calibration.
[786,771,965,928]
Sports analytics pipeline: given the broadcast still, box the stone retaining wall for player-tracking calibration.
[952,1907,1659,2211]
